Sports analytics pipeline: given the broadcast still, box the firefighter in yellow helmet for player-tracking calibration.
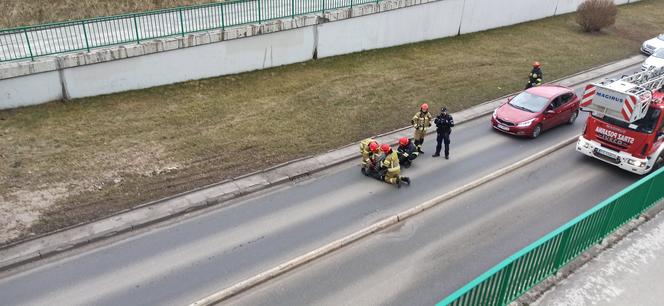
[379,144,411,188]
[411,103,432,153]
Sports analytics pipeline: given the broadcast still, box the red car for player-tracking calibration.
[491,85,580,138]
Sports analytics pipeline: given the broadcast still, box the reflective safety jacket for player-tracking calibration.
[528,68,543,86]
[411,111,432,131]
[382,150,401,174]
[397,141,418,157]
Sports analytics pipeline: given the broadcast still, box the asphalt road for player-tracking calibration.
[0,66,641,306]
[224,143,637,306]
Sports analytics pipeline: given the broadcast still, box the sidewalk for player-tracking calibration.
[533,208,664,306]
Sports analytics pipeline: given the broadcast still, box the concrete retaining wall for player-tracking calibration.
[459,0,558,34]
[0,0,642,109]
[63,26,315,99]
[317,0,463,58]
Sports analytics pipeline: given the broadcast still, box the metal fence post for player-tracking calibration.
[23,29,34,61]
[292,0,295,18]
[258,0,262,24]
[81,21,91,52]
[220,3,225,29]
[133,14,141,44]
[179,8,185,37]
[322,0,325,13]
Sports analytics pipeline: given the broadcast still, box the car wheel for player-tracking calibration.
[531,124,542,139]
[567,111,579,125]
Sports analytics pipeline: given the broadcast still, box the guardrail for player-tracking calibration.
[437,166,664,306]
[0,0,381,62]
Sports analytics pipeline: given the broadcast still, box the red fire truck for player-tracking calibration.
[576,67,664,175]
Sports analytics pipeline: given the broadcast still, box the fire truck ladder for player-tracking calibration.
[618,66,664,96]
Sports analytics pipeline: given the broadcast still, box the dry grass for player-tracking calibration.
[0,0,663,244]
[0,0,220,28]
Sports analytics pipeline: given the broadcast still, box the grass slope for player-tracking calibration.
[0,0,662,243]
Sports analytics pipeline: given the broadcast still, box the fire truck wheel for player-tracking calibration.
[567,111,578,125]
[531,124,542,139]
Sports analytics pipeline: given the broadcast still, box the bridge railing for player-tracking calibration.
[437,166,664,306]
[0,0,381,62]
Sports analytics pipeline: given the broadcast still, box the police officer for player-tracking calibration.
[433,107,454,159]
[411,103,432,153]
[525,61,543,89]
[397,137,419,168]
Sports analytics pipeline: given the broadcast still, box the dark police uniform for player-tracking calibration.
[433,108,454,159]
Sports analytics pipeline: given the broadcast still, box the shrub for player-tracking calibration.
[576,0,618,32]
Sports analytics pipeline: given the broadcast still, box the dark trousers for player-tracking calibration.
[435,133,450,157]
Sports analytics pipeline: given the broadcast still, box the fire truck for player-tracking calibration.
[576,66,664,175]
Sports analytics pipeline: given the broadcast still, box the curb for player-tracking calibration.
[189,136,580,305]
[0,54,645,271]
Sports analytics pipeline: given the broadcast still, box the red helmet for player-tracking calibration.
[533,61,541,68]
[369,141,379,152]
[399,137,409,146]
[380,143,391,153]
[421,103,429,111]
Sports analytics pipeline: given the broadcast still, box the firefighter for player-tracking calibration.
[525,61,543,89]
[360,140,382,179]
[433,107,454,159]
[411,103,433,153]
[360,138,378,169]
[397,137,419,168]
[379,144,411,188]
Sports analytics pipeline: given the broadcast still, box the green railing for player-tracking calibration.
[0,0,382,62]
[438,166,664,306]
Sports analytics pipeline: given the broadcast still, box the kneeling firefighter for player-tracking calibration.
[379,144,411,188]
[397,137,419,168]
[360,140,384,179]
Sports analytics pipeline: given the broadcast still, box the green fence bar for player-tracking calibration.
[23,29,34,61]
[81,21,90,52]
[438,167,664,306]
[0,0,386,62]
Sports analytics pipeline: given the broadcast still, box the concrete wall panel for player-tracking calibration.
[317,0,464,58]
[555,0,585,15]
[0,72,62,109]
[459,0,558,34]
[63,27,315,99]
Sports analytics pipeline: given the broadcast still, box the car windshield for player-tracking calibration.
[508,91,549,113]
[654,49,664,59]
[592,108,662,134]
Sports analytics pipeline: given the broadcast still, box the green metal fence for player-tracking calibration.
[0,0,382,62]
[437,166,664,306]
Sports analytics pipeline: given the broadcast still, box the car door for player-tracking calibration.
[556,93,576,125]
[541,97,560,130]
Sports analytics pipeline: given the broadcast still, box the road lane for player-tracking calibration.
[0,66,640,306]
[226,144,638,306]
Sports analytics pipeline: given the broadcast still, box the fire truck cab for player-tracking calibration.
[576,67,664,175]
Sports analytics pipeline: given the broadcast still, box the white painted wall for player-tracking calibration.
[555,0,586,15]
[316,0,464,58]
[63,26,315,99]
[459,0,558,34]
[0,71,62,109]
[0,0,643,109]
